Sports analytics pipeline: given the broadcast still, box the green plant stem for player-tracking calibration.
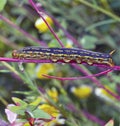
[86,19,117,31]
[1,61,20,76]
[0,96,8,106]
[78,0,120,22]
[1,62,38,92]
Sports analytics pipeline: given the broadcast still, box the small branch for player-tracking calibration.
[49,14,81,47]
[0,14,46,46]
[0,35,20,49]
[28,0,64,47]
[42,69,112,80]
[1,55,120,100]
[0,57,52,63]
[82,110,105,126]
[78,0,120,22]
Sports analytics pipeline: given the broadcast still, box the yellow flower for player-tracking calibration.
[65,39,73,48]
[38,104,59,117]
[35,15,53,32]
[44,114,65,126]
[38,104,65,126]
[70,85,92,98]
[47,88,59,102]
[95,86,116,99]
[29,97,45,106]
[36,64,55,79]
[23,122,31,126]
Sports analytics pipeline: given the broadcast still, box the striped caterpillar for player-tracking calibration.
[12,46,115,67]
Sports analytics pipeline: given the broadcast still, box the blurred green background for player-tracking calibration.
[0,0,120,126]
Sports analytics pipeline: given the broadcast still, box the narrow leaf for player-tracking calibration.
[0,0,7,11]
[8,106,26,116]
[32,108,51,119]
[12,97,28,106]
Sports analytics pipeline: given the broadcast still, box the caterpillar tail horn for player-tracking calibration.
[109,50,116,56]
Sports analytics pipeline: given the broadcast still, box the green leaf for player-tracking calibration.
[81,35,97,49]
[29,97,41,106]
[0,70,10,73]
[105,35,117,48]
[0,0,7,11]
[8,106,26,115]
[48,39,61,48]
[12,97,28,107]
[27,105,37,111]
[32,108,51,119]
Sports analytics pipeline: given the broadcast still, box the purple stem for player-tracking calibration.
[72,64,120,101]
[0,57,52,63]
[29,0,64,48]
[28,0,120,101]
[66,104,105,126]
[42,69,112,80]
[1,0,119,101]
[40,9,82,47]
[1,56,120,100]
[52,17,82,48]
[0,14,46,46]
[34,3,82,48]
[82,110,105,126]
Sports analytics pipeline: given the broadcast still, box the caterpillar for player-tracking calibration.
[12,46,115,67]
